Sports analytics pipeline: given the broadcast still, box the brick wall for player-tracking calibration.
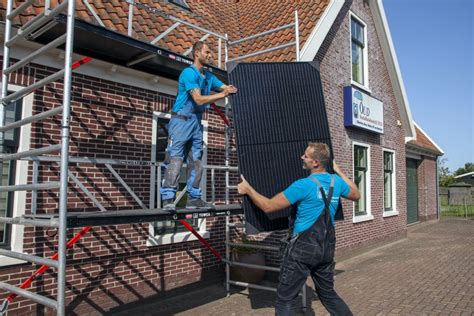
[0,0,426,313]
[314,0,407,256]
[227,0,411,268]
[0,59,237,315]
[417,157,439,221]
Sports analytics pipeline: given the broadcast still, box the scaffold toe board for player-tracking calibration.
[21,205,243,228]
[31,14,228,83]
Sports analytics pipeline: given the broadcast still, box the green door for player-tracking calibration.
[406,159,419,224]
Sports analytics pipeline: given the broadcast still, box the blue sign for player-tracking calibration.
[344,86,384,134]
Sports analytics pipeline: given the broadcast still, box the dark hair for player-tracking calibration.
[307,142,330,169]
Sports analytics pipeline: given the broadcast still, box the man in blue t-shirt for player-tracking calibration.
[161,41,237,211]
[238,142,360,316]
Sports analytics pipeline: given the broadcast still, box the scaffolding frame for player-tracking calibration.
[0,1,304,315]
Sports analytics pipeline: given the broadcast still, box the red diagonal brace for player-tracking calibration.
[1,56,93,314]
[179,219,222,262]
[210,103,230,127]
[1,226,92,312]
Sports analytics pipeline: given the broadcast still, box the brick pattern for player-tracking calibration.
[314,0,408,254]
[0,0,329,64]
[117,219,474,315]
[0,0,441,314]
[0,58,240,314]
[417,157,439,221]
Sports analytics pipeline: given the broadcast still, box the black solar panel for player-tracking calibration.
[228,62,343,233]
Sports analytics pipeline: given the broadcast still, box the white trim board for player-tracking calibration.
[300,0,415,140]
[412,121,444,154]
[0,30,178,97]
[300,0,346,61]
[0,84,33,267]
[352,141,372,223]
[368,0,416,140]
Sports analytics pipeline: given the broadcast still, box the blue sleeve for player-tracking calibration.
[210,74,224,92]
[283,179,310,205]
[338,176,351,198]
[181,68,200,92]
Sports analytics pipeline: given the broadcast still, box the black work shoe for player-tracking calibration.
[186,198,215,209]
[162,199,176,213]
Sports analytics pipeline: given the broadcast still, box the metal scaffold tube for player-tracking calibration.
[224,33,231,297]
[57,0,76,314]
[0,0,305,312]
[0,0,13,185]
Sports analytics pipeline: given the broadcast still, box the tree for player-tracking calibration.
[454,162,474,176]
[438,158,455,187]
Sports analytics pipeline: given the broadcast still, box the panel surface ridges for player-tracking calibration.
[229,62,343,233]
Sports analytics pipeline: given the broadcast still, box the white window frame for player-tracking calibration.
[382,148,398,217]
[0,84,33,266]
[147,111,210,246]
[352,141,373,223]
[349,11,371,93]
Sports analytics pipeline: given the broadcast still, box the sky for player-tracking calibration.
[383,0,473,173]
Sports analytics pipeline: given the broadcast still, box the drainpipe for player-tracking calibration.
[436,156,440,220]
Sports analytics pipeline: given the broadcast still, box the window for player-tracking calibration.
[353,142,373,222]
[350,14,368,88]
[169,0,191,11]
[0,84,32,267]
[354,145,367,216]
[383,151,393,210]
[0,98,22,248]
[383,150,397,217]
[148,111,209,245]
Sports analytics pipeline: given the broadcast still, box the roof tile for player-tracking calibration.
[1,0,330,65]
[408,125,443,155]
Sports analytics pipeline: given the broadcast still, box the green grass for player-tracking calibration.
[440,204,474,218]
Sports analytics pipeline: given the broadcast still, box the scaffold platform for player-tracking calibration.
[4,204,243,228]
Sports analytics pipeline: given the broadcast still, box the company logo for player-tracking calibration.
[353,90,371,117]
[353,90,362,119]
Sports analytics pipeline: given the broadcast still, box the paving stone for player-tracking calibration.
[116,219,474,315]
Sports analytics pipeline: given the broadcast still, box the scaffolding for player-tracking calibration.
[0,1,304,315]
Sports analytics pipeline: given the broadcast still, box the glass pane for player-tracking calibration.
[351,18,364,44]
[352,42,364,85]
[153,218,199,235]
[384,152,393,172]
[4,100,20,142]
[156,118,169,162]
[384,171,392,210]
[354,169,366,216]
[0,159,12,245]
[354,146,367,168]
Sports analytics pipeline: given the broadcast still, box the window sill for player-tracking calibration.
[351,80,372,94]
[353,214,374,223]
[147,230,210,246]
[0,255,26,267]
[383,210,399,218]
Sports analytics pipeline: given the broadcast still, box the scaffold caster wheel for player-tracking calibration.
[301,307,307,314]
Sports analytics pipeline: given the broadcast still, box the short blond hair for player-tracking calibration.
[307,142,330,169]
[192,41,208,58]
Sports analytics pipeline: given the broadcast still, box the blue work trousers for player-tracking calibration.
[160,114,204,200]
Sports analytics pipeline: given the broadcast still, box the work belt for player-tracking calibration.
[171,112,191,121]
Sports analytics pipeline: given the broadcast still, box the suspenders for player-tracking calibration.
[288,174,335,234]
[309,175,335,226]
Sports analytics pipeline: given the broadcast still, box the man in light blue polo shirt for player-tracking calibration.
[238,142,360,316]
[161,41,237,211]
